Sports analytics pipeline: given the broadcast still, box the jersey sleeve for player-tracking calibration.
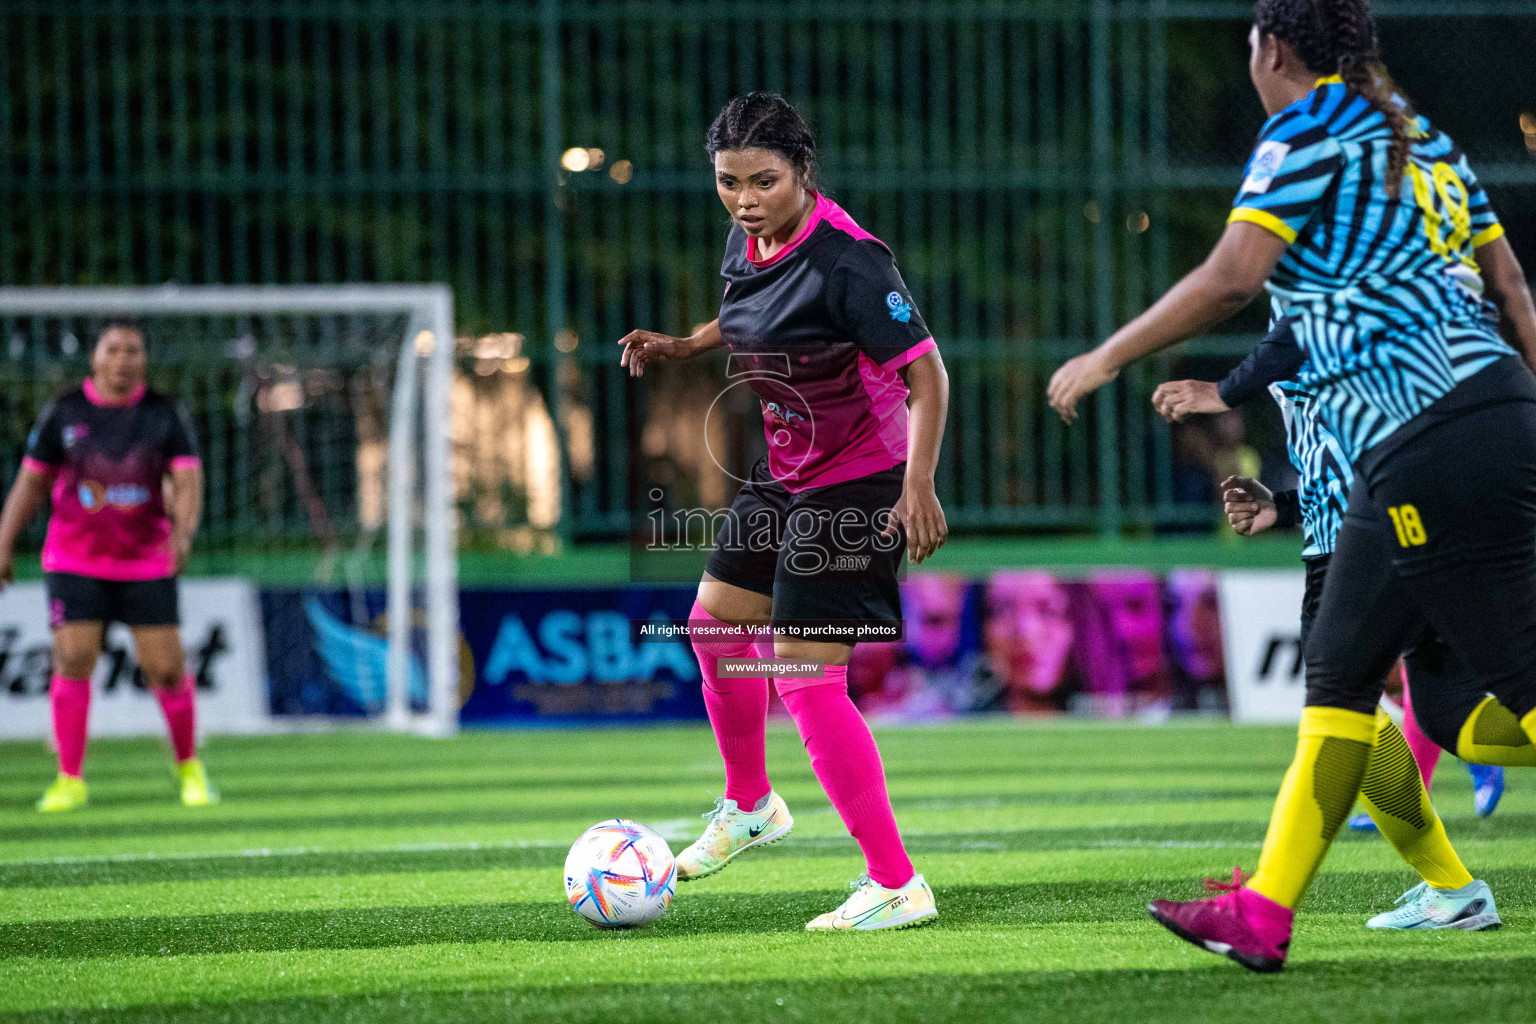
[1273,489,1302,530]
[827,240,937,371]
[22,401,64,475]
[1456,155,1504,250]
[1218,317,1308,408]
[164,402,202,469]
[1228,110,1344,245]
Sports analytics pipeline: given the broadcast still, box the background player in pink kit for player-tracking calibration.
[0,318,217,812]
[618,93,949,931]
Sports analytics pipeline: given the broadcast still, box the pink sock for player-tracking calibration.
[154,675,198,763]
[779,665,915,889]
[49,676,91,777]
[1400,680,1440,788]
[691,601,771,809]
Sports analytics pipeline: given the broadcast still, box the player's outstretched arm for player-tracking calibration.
[1221,475,1280,537]
[1047,222,1288,423]
[617,319,725,378]
[884,350,949,564]
[1477,235,1536,373]
[1152,317,1308,422]
[0,468,51,587]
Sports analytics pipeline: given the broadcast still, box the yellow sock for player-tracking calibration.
[1360,711,1474,891]
[1457,696,1536,767]
[1520,705,1536,749]
[1248,706,1376,909]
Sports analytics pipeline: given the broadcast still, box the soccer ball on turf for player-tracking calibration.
[564,818,677,928]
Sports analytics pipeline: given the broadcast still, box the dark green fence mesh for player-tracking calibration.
[2,1,1533,549]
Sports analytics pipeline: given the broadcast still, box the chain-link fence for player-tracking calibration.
[3,1,1534,552]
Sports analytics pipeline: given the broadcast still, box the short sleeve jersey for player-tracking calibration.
[23,381,201,580]
[718,193,937,492]
[1228,76,1514,461]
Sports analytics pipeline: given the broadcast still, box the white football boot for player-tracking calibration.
[1366,880,1500,930]
[675,792,793,881]
[805,873,938,932]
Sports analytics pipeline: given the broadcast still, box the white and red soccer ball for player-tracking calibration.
[564,819,677,928]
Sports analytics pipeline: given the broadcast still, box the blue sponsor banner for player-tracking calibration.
[261,586,704,724]
[459,586,703,724]
[261,588,424,717]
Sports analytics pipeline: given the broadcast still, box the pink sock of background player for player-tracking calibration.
[154,674,199,763]
[1400,680,1441,788]
[49,675,91,777]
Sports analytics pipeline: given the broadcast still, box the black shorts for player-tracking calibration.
[1304,392,1536,719]
[704,456,906,636]
[45,573,180,628]
[1298,553,1331,649]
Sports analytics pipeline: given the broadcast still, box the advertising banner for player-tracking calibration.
[263,571,1244,728]
[0,578,269,739]
[1217,570,1307,723]
[848,569,1230,721]
[262,586,704,725]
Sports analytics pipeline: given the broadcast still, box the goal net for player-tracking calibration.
[0,286,459,737]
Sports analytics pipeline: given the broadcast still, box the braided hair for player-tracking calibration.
[705,93,819,192]
[1253,0,1412,197]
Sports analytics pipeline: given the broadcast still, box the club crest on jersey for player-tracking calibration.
[62,424,88,449]
[1241,141,1290,195]
[886,291,913,323]
[762,400,805,425]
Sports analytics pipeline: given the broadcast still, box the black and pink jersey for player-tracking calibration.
[718,193,937,492]
[23,381,201,581]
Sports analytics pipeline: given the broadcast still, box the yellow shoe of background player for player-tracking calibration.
[175,758,219,807]
[36,773,88,813]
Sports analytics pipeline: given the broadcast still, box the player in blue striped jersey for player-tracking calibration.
[1047,0,1536,971]
[1157,317,1509,899]
[1233,76,1514,463]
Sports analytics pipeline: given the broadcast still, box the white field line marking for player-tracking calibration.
[0,832,1260,869]
[1087,840,1261,849]
[0,838,573,869]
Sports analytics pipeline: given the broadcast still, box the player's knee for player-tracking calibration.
[1302,634,1386,714]
[1415,706,1462,755]
[773,676,846,699]
[52,649,96,679]
[140,665,183,690]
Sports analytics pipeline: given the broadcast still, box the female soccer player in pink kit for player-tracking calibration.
[0,318,217,811]
[618,93,950,931]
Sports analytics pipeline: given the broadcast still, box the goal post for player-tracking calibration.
[0,285,460,737]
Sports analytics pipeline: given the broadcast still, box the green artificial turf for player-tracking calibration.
[0,721,1531,1023]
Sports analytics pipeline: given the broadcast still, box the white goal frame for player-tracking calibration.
[0,285,460,737]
